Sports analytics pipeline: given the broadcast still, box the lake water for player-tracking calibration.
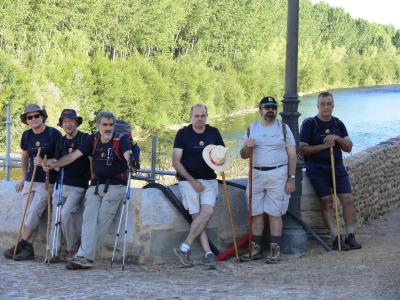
[214,85,400,155]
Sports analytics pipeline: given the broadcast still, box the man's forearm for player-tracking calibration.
[300,143,329,156]
[240,145,250,159]
[173,161,195,182]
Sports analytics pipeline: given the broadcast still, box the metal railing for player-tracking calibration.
[1,105,176,182]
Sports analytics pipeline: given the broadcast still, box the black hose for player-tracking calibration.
[217,179,331,252]
[143,182,220,255]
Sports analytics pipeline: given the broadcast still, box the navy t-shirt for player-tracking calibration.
[300,116,349,163]
[55,131,91,188]
[173,124,224,181]
[21,126,62,184]
[78,133,130,186]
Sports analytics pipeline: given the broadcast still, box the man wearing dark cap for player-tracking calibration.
[240,96,296,264]
[300,92,362,251]
[50,109,91,261]
[4,104,62,261]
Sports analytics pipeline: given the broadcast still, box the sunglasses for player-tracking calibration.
[26,113,41,120]
[261,105,277,110]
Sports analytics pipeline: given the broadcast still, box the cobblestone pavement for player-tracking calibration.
[1,209,399,300]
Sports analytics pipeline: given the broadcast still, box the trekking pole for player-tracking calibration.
[111,171,132,269]
[330,147,341,251]
[122,171,132,270]
[13,147,41,259]
[51,168,64,260]
[43,155,52,264]
[248,149,253,258]
[221,172,239,260]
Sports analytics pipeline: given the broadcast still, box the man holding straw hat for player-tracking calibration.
[172,103,227,269]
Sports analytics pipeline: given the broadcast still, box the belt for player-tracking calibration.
[253,164,287,171]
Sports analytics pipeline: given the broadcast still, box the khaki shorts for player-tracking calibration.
[21,181,53,230]
[246,166,290,217]
[178,179,218,215]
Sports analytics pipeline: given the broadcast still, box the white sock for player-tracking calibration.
[346,224,355,237]
[180,243,190,252]
[205,251,213,257]
[330,227,337,239]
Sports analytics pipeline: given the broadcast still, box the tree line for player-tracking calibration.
[1,0,400,149]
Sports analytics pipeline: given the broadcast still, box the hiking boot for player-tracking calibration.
[3,243,22,259]
[265,243,281,264]
[332,236,350,251]
[13,244,35,261]
[173,247,194,267]
[66,256,94,270]
[345,233,362,250]
[204,252,216,269]
[240,242,262,261]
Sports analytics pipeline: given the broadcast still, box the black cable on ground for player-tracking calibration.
[217,179,331,252]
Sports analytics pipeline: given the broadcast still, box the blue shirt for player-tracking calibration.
[55,131,91,188]
[79,134,131,185]
[300,116,349,163]
[21,126,62,184]
[173,124,224,181]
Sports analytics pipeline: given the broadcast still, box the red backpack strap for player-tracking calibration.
[112,137,123,160]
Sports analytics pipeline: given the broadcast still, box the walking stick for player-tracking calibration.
[13,147,41,259]
[330,147,342,251]
[111,171,132,270]
[51,168,64,260]
[44,155,52,264]
[221,172,239,260]
[248,149,253,257]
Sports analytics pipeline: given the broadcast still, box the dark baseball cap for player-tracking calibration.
[259,96,278,108]
[58,109,83,126]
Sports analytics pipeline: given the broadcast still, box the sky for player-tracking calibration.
[311,0,400,29]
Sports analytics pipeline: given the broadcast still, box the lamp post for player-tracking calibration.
[280,0,309,254]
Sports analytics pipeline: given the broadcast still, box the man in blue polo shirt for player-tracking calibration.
[51,109,91,261]
[300,91,362,251]
[48,111,133,269]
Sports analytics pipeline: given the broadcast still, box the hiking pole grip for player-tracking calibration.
[330,147,341,251]
[13,147,41,259]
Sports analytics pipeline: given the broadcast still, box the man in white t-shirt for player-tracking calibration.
[240,96,297,264]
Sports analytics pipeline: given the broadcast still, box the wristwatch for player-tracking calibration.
[288,175,295,179]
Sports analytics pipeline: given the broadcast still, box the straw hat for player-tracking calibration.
[202,145,231,173]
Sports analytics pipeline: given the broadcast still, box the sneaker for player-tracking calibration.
[345,233,362,250]
[332,236,350,251]
[13,244,35,261]
[3,243,22,259]
[173,247,194,267]
[204,252,216,269]
[66,256,94,270]
[240,242,262,261]
[265,243,281,264]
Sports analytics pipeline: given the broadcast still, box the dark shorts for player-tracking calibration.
[305,162,352,198]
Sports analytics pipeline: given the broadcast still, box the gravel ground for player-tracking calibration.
[1,209,399,300]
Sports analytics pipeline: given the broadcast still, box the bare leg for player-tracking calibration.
[338,193,356,227]
[319,195,337,237]
[269,215,282,236]
[184,204,214,248]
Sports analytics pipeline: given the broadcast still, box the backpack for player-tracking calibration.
[303,116,340,135]
[92,119,140,169]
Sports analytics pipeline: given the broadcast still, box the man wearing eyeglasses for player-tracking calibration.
[4,104,62,261]
[47,111,132,270]
[240,96,296,264]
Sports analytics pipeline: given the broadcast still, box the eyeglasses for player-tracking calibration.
[26,113,41,120]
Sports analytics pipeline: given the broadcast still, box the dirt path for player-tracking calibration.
[1,209,399,299]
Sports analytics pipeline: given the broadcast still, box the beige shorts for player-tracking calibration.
[246,166,290,217]
[178,179,219,215]
[21,181,53,230]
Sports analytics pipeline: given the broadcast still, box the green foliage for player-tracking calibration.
[0,0,400,153]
